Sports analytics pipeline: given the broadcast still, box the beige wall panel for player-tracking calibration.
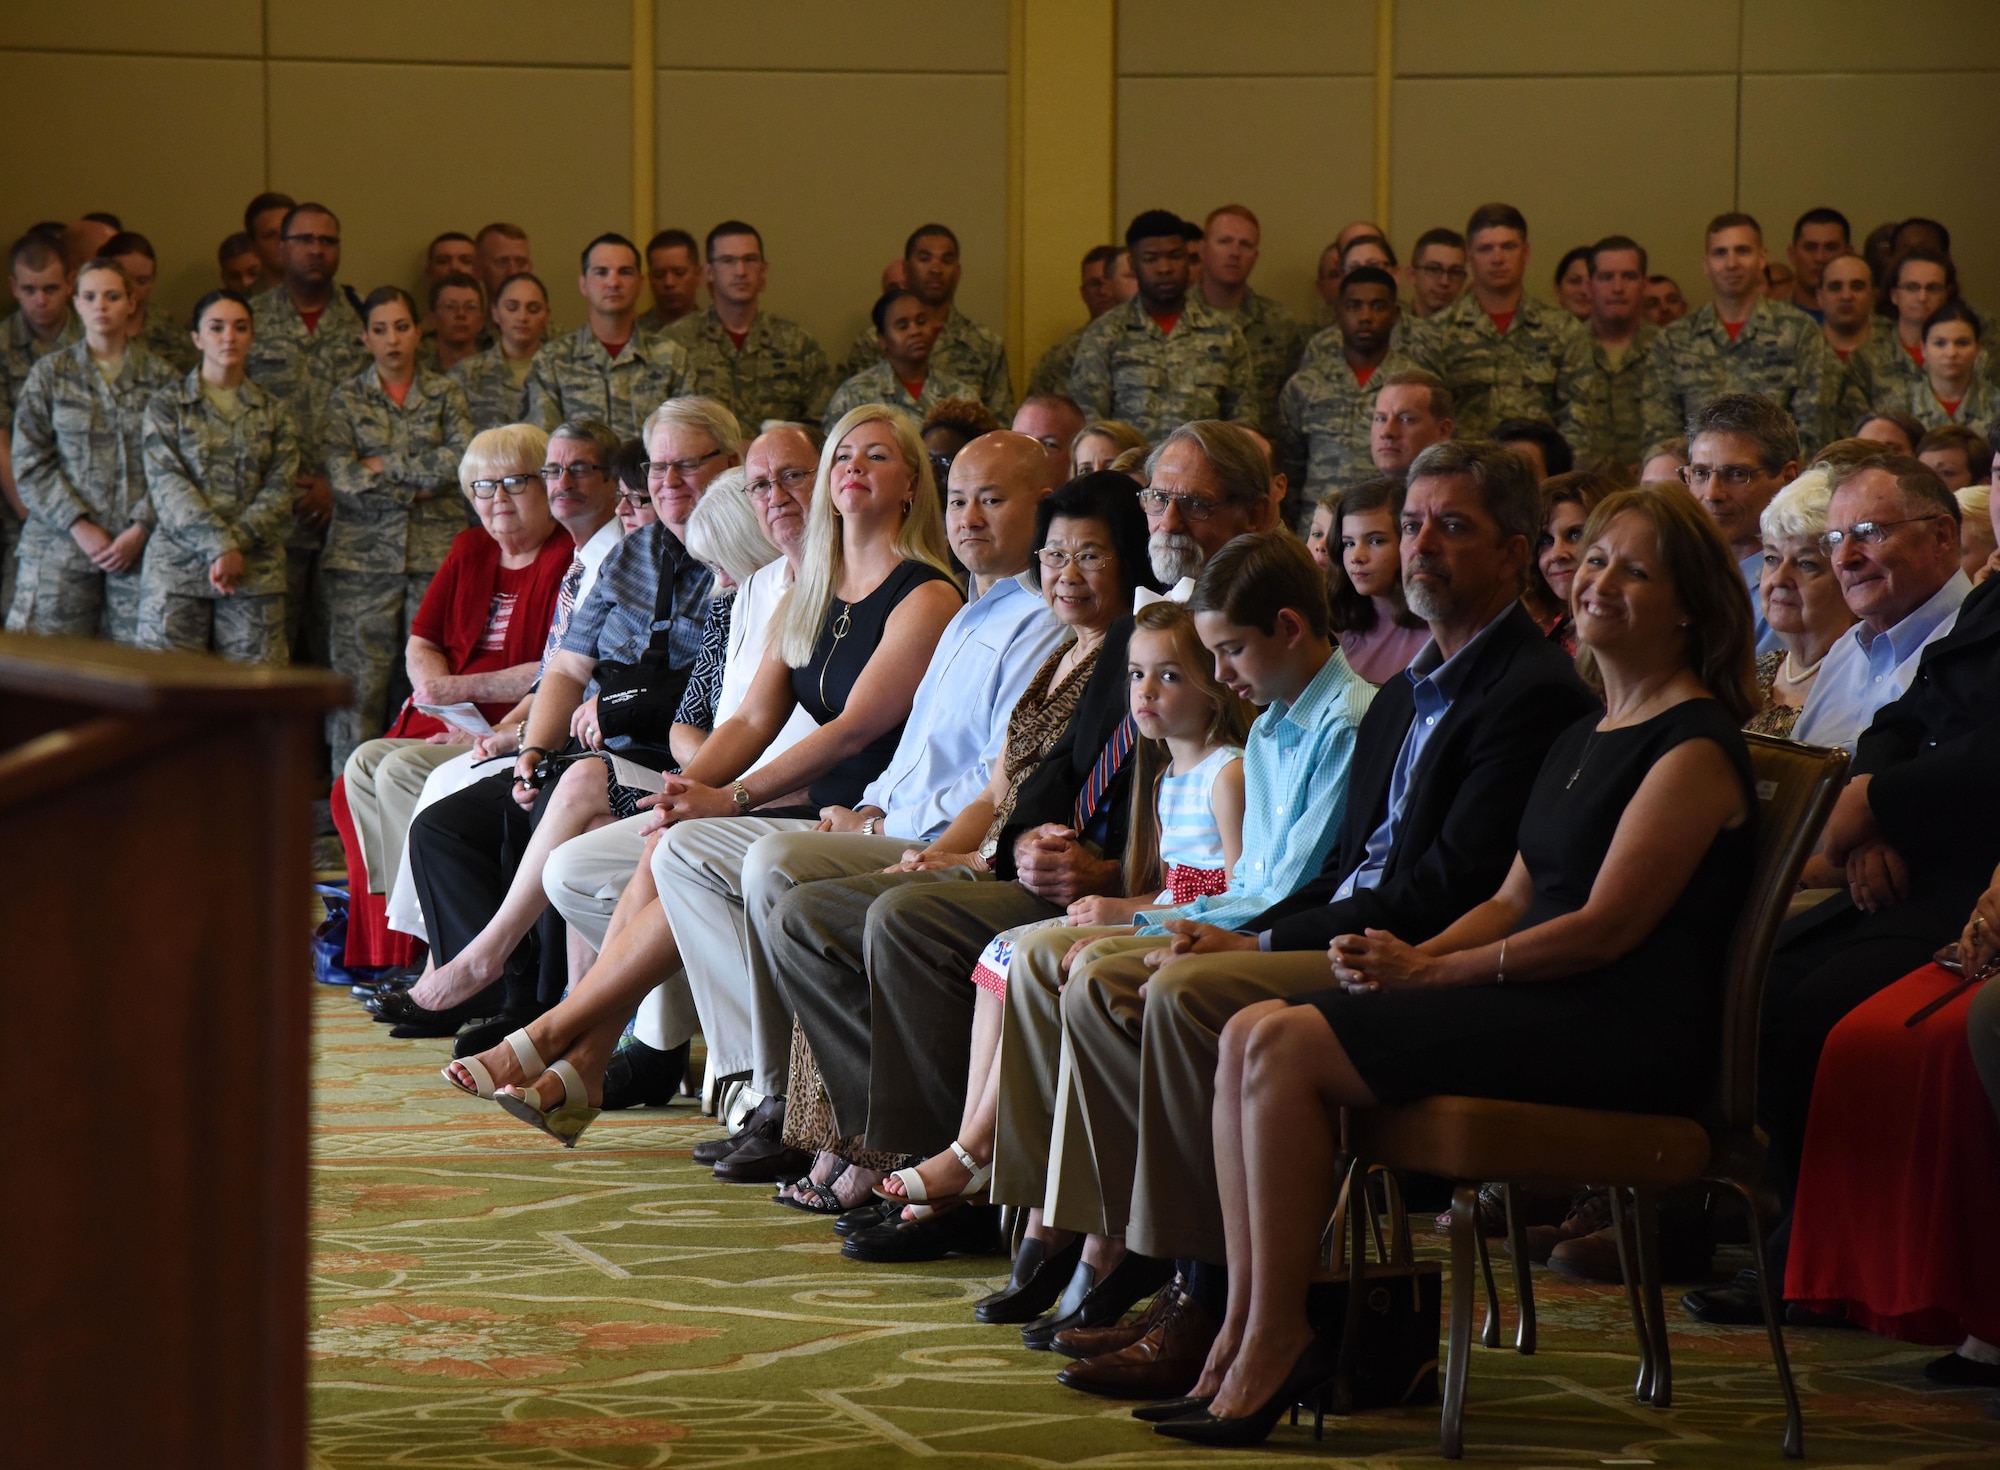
[1116,0,1373,76]
[1743,0,2000,72]
[268,0,627,67]
[0,1,260,56]
[1117,76,1374,323]
[0,52,264,326]
[1390,75,1738,307]
[267,61,629,335]
[656,0,1005,71]
[1394,0,1738,75]
[651,70,1007,370]
[1741,72,2000,308]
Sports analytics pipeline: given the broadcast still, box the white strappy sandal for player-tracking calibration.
[442,1029,545,1100]
[494,1060,600,1148]
[874,1140,993,1219]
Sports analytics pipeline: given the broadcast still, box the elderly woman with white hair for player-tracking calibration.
[1746,466,1856,737]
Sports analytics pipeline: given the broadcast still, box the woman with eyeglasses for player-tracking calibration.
[608,437,660,536]
[1746,468,1853,737]
[1858,249,1960,411]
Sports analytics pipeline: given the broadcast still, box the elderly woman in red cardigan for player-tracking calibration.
[332,423,574,973]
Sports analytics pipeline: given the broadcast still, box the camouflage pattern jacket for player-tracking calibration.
[1592,320,1658,467]
[524,322,694,441]
[11,339,182,548]
[451,345,536,432]
[667,307,832,428]
[1200,285,1306,435]
[321,365,475,575]
[142,371,300,596]
[1640,298,1862,457]
[1067,294,1255,442]
[1404,291,1604,448]
[1273,326,1412,497]
[844,306,1014,420]
[822,360,986,436]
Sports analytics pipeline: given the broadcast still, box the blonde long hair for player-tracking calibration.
[775,403,956,667]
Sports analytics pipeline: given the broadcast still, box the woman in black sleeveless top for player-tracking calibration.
[1164,487,1763,1444]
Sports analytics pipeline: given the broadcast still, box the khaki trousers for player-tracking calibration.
[343,739,465,894]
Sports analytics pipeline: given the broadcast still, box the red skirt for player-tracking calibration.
[329,775,424,971]
[1785,964,2000,1345]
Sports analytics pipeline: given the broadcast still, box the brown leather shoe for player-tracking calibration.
[1519,1190,1612,1263]
[1055,1290,1218,1400]
[1052,1273,1180,1360]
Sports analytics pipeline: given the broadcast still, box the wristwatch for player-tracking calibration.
[731,780,751,813]
[861,816,879,836]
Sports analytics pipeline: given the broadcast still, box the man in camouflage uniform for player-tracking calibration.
[245,202,369,663]
[106,232,198,374]
[418,272,487,375]
[823,288,981,434]
[1405,204,1604,450]
[1274,265,1407,504]
[321,341,475,772]
[1581,235,1658,468]
[1640,212,1861,457]
[2,231,82,616]
[667,221,831,430]
[1850,249,1955,414]
[526,233,696,441]
[1193,205,1304,435]
[1818,252,1880,406]
[1027,245,1132,399]
[1067,210,1254,443]
[842,224,1013,420]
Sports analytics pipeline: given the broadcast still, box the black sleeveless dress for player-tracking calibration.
[789,558,960,808]
[1296,697,1756,1117]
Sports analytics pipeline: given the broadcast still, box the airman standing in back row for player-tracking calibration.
[641,228,701,335]
[821,288,980,434]
[104,231,198,373]
[1580,235,1657,470]
[452,271,551,431]
[1067,210,1255,443]
[1026,245,1133,400]
[666,220,831,429]
[1193,204,1305,436]
[843,224,1013,420]
[1274,265,1407,511]
[6,256,181,641]
[2,231,83,613]
[525,232,696,441]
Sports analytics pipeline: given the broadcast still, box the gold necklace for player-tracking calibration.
[818,600,853,708]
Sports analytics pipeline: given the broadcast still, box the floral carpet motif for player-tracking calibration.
[309,990,2000,1468]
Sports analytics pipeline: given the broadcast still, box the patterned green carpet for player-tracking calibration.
[308,989,2000,1468]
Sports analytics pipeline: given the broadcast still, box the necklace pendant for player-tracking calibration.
[1566,769,1580,789]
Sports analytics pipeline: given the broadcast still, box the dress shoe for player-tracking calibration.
[601,1038,690,1110]
[1132,1395,1212,1423]
[973,1235,1084,1324]
[1550,1207,1714,1285]
[1519,1191,1612,1263]
[1023,1253,1174,1351]
[841,1204,1003,1263]
[378,982,504,1039]
[1926,1351,2000,1387]
[1152,1333,1338,1445]
[691,1093,780,1165]
[1681,1268,1768,1325]
[1058,1289,1219,1400]
[452,1010,545,1060]
[834,1198,902,1238]
[711,1133,812,1184]
[1053,1272,1181,1360]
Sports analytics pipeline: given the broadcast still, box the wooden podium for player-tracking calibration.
[0,634,346,1468]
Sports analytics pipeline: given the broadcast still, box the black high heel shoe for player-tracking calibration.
[1022,1252,1173,1350]
[1131,1395,1213,1423]
[1151,1334,1339,1446]
[374,981,505,1039]
[973,1234,1084,1324]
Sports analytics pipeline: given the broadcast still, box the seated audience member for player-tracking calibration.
[330,424,574,971]
[922,396,1003,471]
[136,289,296,662]
[1368,369,1454,480]
[1493,417,1573,482]
[1685,474,2000,1330]
[320,285,476,771]
[1746,469,1853,737]
[1273,266,1405,508]
[1916,423,1992,493]
[1139,420,1282,598]
[1071,419,1148,478]
[1325,478,1430,683]
[999,441,1594,1398]
[1790,456,1969,753]
[822,289,978,435]
[6,257,178,641]
[444,405,964,1135]
[1853,411,1925,456]
[217,232,261,294]
[453,273,552,432]
[1524,468,1617,653]
[423,272,486,375]
[1784,858,2000,1386]
[1012,394,1086,483]
[1955,483,1994,581]
[1179,484,1758,1443]
[1640,436,1688,485]
[607,437,661,537]
[1303,491,1335,570]
[1682,392,1804,654]
[1907,301,1998,430]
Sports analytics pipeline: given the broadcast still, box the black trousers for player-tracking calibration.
[405,769,568,1013]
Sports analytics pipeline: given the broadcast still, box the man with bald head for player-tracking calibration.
[656,431,1069,1179]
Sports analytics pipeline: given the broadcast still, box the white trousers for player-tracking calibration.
[384,750,511,938]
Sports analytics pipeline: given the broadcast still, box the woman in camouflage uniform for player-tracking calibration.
[451,272,551,432]
[136,289,299,662]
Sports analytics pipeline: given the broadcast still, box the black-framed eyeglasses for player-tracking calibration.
[644,448,724,482]
[538,462,606,483]
[468,474,539,498]
[1138,487,1223,522]
[745,466,814,501]
[617,487,652,506]
[1820,514,1950,555]
[1679,463,1768,489]
[282,233,340,248]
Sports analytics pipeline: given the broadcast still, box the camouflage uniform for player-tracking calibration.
[245,285,369,659]
[667,307,832,429]
[1066,294,1255,443]
[451,345,536,432]
[0,308,83,618]
[1027,322,1087,401]
[134,311,200,376]
[821,360,986,436]
[1898,373,2000,434]
[1640,298,1862,457]
[1273,326,1414,500]
[1201,285,1305,434]
[1592,320,1658,468]
[523,322,695,441]
[320,364,475,771]
[1403,291,1605,449]
[5,340,180,641]
[136,371,299,663]
[845,307,1014,420]
[1847,330,1925,415]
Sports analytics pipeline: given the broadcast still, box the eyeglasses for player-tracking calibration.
[1893,280,1950,297]
[538,462,606,483]
[1820,514,1950,555]
[283,233,340,248]
[644,448,724,482]
[745,466,814,501]
[1414,263,1468,281]
[616,488,651,506]
[1138,487,1224,522]
[1036,547,1110,572]
[468,474,539,498]
[1678,463,1769,489]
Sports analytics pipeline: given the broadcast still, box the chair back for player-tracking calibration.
[1707,734,1849,1131]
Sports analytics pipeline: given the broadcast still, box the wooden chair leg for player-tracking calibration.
[1441,1183,1476,1460]
[1501,1184,1536,1354]
[1717,1177,1804,1459]
[1475,1217,1503,1348]
[1633,1187,1673,1408]
[1608,1188,1655,1402]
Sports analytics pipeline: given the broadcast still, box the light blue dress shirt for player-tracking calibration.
[1133,646,1375,935]
[861,573,1066,841]
[1790,569,1969,753]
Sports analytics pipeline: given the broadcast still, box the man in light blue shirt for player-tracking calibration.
[1792,458,1968,754]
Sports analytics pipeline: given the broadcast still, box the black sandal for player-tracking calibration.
[773,1161,850,1214]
